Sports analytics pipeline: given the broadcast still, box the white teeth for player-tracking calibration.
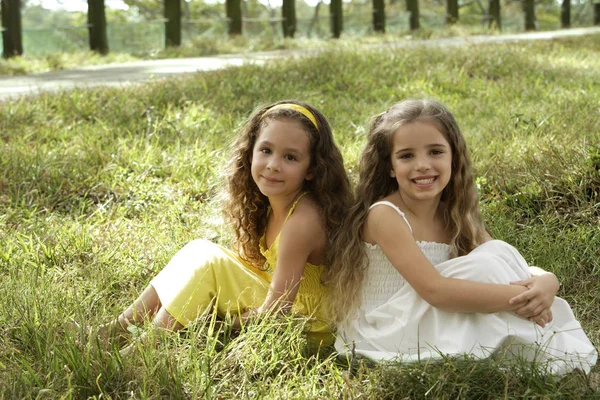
[414,178,435,184]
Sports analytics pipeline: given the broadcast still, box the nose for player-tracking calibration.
[267,157,281,171]
[415,156,431,171]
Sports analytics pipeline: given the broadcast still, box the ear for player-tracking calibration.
[390,169,396,178]
[305,169,314,181]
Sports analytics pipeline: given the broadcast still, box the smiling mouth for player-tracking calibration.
[412,177,437,184]
[262,176,282,183]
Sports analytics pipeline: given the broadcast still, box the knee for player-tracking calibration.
[180,239,225,262]
[473,240,514,255]
[463,253,503,282]
[477,240,529,276]
[438,253,507,283]
[184,239,219,252]
[167,239,220,273]
[182,239,232,275]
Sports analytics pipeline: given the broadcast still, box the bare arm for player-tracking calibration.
[232,204,323,329]
[367,206,528,313]
[260,202,324,313]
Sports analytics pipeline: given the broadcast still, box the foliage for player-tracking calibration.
[1,34,599,398]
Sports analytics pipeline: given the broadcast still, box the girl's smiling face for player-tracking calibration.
[390,120,452,202]
[251,118,313,202]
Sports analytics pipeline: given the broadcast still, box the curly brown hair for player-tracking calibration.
[223,100,352,270]
[325,99,489,323]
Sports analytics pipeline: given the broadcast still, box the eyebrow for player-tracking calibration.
[395,143,448,153]
[256,140,306,155]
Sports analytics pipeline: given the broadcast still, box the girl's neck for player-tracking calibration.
[267,190,304,219]
[395,192,442,224]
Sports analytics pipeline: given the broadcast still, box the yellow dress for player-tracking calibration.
[150,193,332,343]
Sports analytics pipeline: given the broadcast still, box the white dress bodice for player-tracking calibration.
[361,241,451,312]
[360,201,452,311]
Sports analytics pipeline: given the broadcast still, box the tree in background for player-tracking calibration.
[406,0,420,29]
[282,0,296,37]
[164,0,182,45]
[561,0,570,27]
[88,0,109,54]
[2,0,24,58]
[373,0,385,32]
[122,0,223,21]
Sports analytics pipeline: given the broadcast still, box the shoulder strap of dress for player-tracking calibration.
[368,201,413,234]
[285,192,309,221]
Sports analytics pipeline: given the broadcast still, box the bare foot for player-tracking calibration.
[69,318,131,349]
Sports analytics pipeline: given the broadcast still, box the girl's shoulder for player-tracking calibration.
[364,196,413,244]
[368,194,408,220]
[279,195,326,253]
[287,194,323,229]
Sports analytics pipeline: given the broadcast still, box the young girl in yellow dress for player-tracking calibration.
[92,100,352,346]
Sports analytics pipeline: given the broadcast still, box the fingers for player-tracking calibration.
[529,312,546,327]
[530,309,553,328]
[510,277,534,287]
[515,300,547,318]
[509,288,536,305]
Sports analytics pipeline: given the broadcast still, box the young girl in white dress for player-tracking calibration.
[328,99,597,374]
[77,100,352,348]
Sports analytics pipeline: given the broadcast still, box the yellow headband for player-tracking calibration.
[263,103,319,131]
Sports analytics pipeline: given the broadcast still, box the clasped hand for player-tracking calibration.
[509,272,560,327]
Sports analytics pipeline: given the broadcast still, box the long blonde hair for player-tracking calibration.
[223,100,352,269]
[326,99,489,322]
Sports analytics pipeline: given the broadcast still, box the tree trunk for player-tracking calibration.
[87,0,109,55]
[373,0,385,32]
[406,0,420,30]
[330,0,343,38]
[164,0,181,47]
[182,0,190,20]
[446,0,459,24]
[308,0,322,37]
[282,0,296,38]
[1,0,23,58]
[595,3,600,25]
[560,0,570,28]
[523,0,535,30]
[487,0,501,30]
[226,0,242,35]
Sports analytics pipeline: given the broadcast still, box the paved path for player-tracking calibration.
[1,26,599,102]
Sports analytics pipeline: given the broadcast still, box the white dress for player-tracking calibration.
[335,201,598,375]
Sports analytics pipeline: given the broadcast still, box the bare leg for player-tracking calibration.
[152,307,184,331]
[98,285,163,343]
[119,285,162,326]
[119,306,184,356]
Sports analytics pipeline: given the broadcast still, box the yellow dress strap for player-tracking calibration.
[285,192,309,222]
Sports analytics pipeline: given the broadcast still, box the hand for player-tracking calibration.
[530,308,553,328]
[232,308,260,329]
[509,273,559,318]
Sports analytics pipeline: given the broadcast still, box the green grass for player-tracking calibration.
[1,34,599,398]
